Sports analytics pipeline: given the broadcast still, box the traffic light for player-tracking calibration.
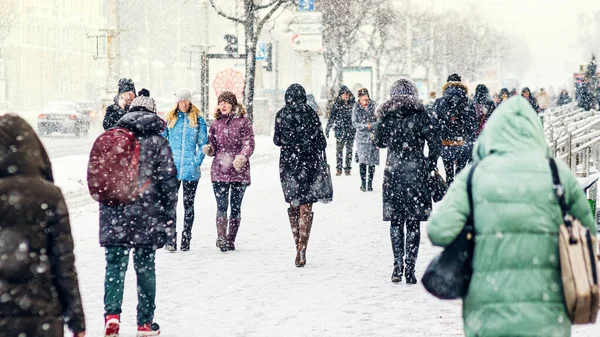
[264,43,273,72]
[224,34,238,54]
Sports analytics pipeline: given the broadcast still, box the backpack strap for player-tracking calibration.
[465,163,478,234]
[549,157,571,220]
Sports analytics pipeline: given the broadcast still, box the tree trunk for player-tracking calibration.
[244,4,257,123]
[324,50,335,117]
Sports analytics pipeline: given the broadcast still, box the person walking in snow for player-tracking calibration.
[99,94,177,337]
[536,87,551,112]
[472,84,496,138]
[0,115,86,337]
[434,73,476,186]
[557,89,573,106]
[202,91,255,252]
[352,88,379,192]
[498,88,510,104]
[274,84,327,267]
[427,96,596,337]
[103,78,136,130]
[375,78,441,284]
[162,89,208,252]
[521,87,541,114]
[326,86,356,176]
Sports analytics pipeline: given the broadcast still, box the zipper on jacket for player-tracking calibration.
[179,114,187,180]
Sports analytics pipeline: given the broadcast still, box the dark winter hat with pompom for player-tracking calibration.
[447,73,461,82]
[118,78,136,95]
[389,78,418,97]
[218,91,238,106]
[138,88,150,97]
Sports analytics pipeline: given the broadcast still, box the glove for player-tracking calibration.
[233,154,248,172]
[202,144,215,157]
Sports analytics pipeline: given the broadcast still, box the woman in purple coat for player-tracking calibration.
[203,91,255,252]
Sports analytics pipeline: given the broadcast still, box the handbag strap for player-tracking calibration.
[549,158,576,234]
[465,163,478,233]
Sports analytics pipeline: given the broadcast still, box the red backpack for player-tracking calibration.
[87,127,150,206]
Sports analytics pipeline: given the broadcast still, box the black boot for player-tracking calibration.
[404,220,421,284]
[390,223,404,283]
[181,225,192,252]
[367,165,375,191]
[359,164,367,192]
[336,168,342,176]
[165,232,177,252]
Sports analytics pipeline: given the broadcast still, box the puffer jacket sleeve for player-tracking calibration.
[48,193,85,334]
[194,117,208,167]
[427,166,472,247]
[558,160,597,234]
[311,109,327,151]
[374,114,390,149]
[325,104,338,136]
[239,118,255,158]
[155,138,178,234]
[103,105,120,130]
[421,112,441,170]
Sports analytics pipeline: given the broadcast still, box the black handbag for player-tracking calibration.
[422,164,478,299]
[313,150,334,204]
[429,170,448,202]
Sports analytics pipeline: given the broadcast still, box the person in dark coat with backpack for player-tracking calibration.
[162,88,208,252]
[97,95,177,337]
[375,78,441,284]
[0,115,86,337]
[274,84,327,267]
[521,87,541,114]
[103,78,136,130]
[352,88,380,192]
[326,86,356,176]
[434,73,476,185]
[202,91,255,253]
[472,84,496,138]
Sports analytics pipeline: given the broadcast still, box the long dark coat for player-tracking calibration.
[0,115,85,336]
[326,86,356,141]
[352,101,380,165]
[375,95,441,221]
[99,109,178,249]
[274,84,327,205]
[103,97,127,130]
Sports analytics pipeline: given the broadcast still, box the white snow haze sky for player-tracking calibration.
[423,0,600,89]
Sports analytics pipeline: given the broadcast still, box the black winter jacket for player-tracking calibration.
[274,84,327,205]
[375,95,441,221]
[0,115,85,336]
[326,86,356,141]
[99,110,178,249]
[103,100,128,130]
[434,82,477,143]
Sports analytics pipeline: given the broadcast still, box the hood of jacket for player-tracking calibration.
[376,94,425,119]
[442,81,469,97]
[336,85,355,105]
[116,111,165,136]
[285,83,308,107]
[473,84,489,104]
[473,96,550,161]
[0,114,53,181]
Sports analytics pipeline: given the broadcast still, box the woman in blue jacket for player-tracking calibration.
[163,89,208,251]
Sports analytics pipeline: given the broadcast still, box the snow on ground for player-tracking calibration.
[52,138,599,336]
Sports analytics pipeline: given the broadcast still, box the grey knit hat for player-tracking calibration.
[175,88,192,103]
[389,78,418,97]
[129,96,156,113]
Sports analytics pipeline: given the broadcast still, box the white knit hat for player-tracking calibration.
[130,96,156,113]
[175,88,192,103]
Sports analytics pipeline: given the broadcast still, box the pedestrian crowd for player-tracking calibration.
[0,72,598,337]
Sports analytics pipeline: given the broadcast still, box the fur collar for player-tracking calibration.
[442,81,469,95]
[376,95,424,118]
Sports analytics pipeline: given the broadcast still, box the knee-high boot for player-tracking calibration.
[216,217,228,252]
[390,221,405,283]
[359,164,367,191]
[288,208,301,265]
[226,218,241,251]
[404,220,421,284]
[297,205,314,267]
[367,165,375,191]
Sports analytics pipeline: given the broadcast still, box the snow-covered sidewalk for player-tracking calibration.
[61,143,598,336]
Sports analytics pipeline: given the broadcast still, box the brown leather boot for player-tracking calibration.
[297,207,314,267]
[226,218,241,251]
[216,217,228,252]
[288,208,301,265]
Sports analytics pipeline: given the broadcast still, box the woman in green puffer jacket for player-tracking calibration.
[427,96,597,337]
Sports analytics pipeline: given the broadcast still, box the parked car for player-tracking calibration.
[76,101,99,121]
[38,101,90,137]
[0,100,15,115]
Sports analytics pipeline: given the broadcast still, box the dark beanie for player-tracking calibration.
[118,78,136,95]
[138,88,150,97]
[447,73,461,82]
[218,91,238,106]
[357,88,369,97]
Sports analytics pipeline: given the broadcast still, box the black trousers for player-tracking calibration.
[390,219,421,273]
[174,179,199,246]
[359,164,375,184]
[212,182,247,219]
[336,137,354,171]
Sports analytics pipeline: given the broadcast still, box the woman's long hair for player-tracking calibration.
[166,103,203,129]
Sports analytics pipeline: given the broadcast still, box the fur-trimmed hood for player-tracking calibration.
[442,81,469,96]
[376,94,425,119]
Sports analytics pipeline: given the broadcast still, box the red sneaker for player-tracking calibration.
[136,322,161,336]
[104,314,120,337]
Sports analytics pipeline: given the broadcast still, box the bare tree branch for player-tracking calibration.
[208,0,245,24]
[255,0,281,10]
[257,0,289,33]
